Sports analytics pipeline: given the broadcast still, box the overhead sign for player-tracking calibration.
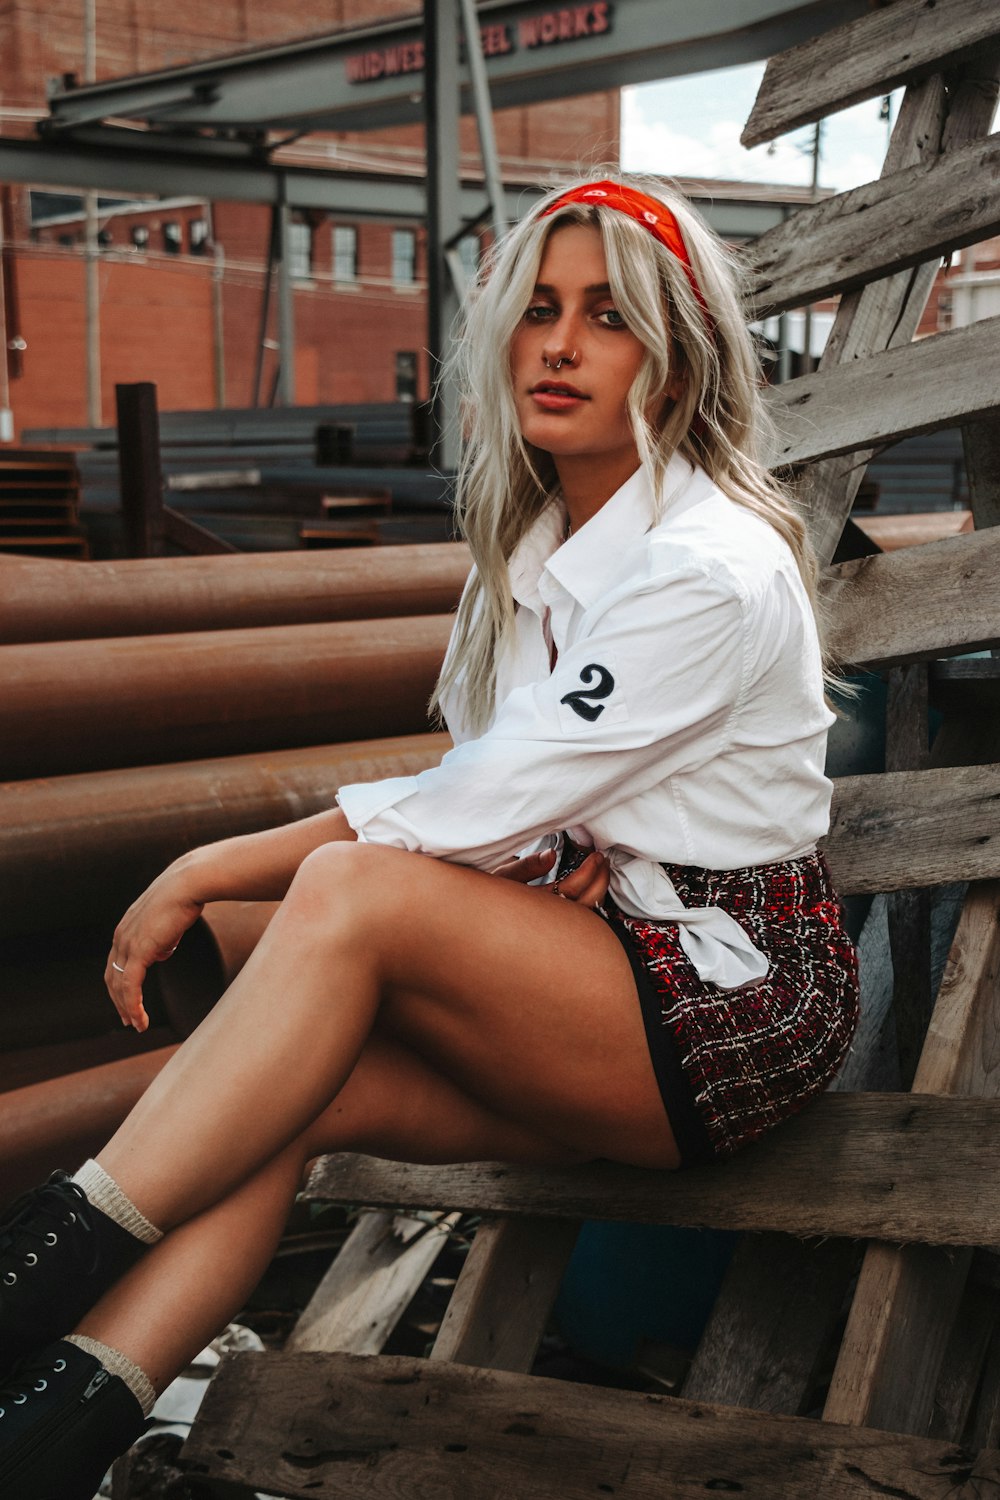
[345,3,612,84]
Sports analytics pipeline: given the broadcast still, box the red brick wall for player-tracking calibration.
[14,252,215,427]
[1,1,620,433]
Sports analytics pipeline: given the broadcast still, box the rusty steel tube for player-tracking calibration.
[0,733,448,935]
[0,616,453,779]
[0,1049,177,1203]
[0,543,471,644]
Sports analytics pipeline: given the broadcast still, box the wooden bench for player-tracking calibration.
[171,4,1000,1492]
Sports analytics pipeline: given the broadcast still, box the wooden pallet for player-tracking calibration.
[0,449,88,558]
[179,4,1000,1494]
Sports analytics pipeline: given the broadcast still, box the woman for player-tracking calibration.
[0,176,858,1496]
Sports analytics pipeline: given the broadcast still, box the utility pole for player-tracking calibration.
[801,120,822,375]
[83,0,101,426]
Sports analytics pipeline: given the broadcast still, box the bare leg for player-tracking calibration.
[97,842,677,1231]
[76,1030,581,1390]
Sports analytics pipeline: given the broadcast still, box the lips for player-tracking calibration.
[530,381,588,398]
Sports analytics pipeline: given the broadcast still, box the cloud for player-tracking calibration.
[621,78,892,195]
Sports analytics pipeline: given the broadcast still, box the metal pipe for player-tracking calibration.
[0,1049,177,1202]
[0,733,448,935]
[0,615,453,778]
[0,542,470,644]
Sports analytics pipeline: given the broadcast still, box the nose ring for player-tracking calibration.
[543,351,577,371]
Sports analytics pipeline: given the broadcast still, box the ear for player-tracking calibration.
[665,375,684,402]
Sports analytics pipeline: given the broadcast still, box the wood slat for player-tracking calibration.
[825,762,1000,896]
[764,315,1000,468]
[823,881,1000,1433]
[804,62,999,566]
[747,132,1000,318]
[304,1094,1000,1246]
[742,0,1000,146]
[822,526,1000,672]
[182,1350,1000,1500]
[285,1209,461,1356]
[429,1216,579,1372]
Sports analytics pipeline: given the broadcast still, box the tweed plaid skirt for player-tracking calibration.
[565,847,859,1166]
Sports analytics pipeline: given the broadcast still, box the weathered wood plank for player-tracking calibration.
[885,664,932,1089]
[824,1241,973,1434]
[683,1234,858,1412]
[822,526,1000,672]
[822,883,1000,1433]
[825,762,1000,896]
[742,0,1000,147]
[804,62,999,565]
[747,132,1000,318]
[929,1281,999,1442]
[304,1094,1000,1246]
[429,1216,579,1373]
[964,417,1000,531]
[763,316,1000,468]
[182,1350,1000,1500]
[285,1209,461,1356]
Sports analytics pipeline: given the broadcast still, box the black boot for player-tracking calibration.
[0,1339,147,1500]
[0,1172,148,1380]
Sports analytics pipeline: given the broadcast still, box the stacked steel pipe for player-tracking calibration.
[0,543,469,1197]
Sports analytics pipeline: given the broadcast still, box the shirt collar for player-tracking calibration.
[508,451,705,614]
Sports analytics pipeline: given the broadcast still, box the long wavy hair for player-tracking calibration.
[431,170,823,736]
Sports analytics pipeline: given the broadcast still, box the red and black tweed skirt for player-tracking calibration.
[584,850,859,1166]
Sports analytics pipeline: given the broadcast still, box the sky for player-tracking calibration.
[621,61,904,194]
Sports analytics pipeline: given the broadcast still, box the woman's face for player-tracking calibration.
[510,222,647,471]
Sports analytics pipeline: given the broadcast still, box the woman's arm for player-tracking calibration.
[107,806,357,1030]
[173,806,357,906]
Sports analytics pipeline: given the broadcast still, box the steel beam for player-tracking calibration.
[0,137,807,240]
[426,0,464,471]
[40,0,871,136]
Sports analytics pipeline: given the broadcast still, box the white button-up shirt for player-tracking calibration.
[337,455,834,988]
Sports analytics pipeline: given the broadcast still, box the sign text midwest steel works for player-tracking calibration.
[345,4,613,84]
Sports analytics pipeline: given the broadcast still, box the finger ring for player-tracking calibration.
[112,961,126,973]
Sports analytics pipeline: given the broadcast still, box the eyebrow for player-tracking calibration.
[532,282,612,295]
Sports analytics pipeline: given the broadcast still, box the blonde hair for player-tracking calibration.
[432,170,824,736]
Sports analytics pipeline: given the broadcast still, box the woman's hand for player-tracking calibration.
[105,865,206,1033]
[494,847,610,909]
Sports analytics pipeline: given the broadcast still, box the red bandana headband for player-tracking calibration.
[539,180,710,325]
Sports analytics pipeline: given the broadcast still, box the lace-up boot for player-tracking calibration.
[0,1339,147,1500]
[0,1172,147,1379]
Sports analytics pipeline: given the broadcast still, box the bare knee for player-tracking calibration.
[286,841,430,934]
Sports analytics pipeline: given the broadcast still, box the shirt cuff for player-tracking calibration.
[336,777,421,846]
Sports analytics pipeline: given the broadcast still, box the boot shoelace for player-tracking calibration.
[0,1352,70,1420]
[0,1175,96,1287]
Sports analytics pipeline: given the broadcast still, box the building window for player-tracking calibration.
[131,225,149,252]
[189,218,209,255]
[162,221,182,254]
[97,229,113,250]
[288,219,313,280]
[333,225,357,282]
[392,228,417,285]
[57,233,76,248]
[395,351,418,403]
[458,233,480,281]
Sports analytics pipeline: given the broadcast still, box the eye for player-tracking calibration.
[523,303,556,323]
[596,306,628,329]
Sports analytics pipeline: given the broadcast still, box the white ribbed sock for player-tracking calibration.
[66,1335,157,1418]
[71,1159,163,1246]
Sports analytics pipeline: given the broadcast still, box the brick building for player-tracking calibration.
[0,2,620,434]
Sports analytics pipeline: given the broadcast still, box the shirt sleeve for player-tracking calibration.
[337,560,751,870]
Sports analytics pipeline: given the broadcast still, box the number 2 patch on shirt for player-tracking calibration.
[556,652,628,735]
